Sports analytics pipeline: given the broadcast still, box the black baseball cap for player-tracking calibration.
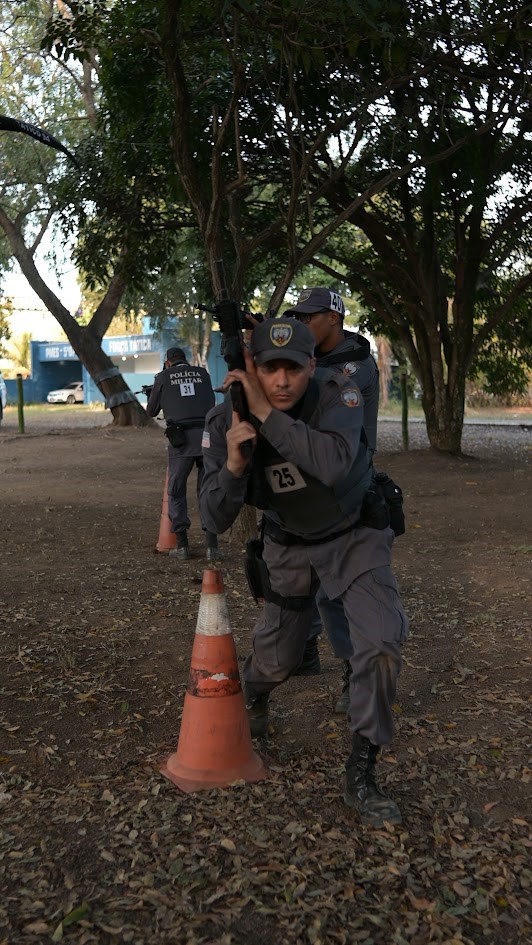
[250,319,315,366]
[283,287,345,317]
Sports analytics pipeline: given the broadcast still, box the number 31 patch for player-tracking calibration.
[265,462,306,493]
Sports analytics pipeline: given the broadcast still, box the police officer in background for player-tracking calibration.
[285,287,379,451]
[200,319,408,827]
[147,347,218,560]
[284,288,379,710]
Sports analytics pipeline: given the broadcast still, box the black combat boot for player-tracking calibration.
[205,531,222,561]
[243,683,270,738]
[334,660,352,713]
[169,535,190,559]
[344,733,402,827]
[292,635,321,676]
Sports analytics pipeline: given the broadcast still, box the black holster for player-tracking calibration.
[244,538,313,611]
[357,472,405,537]
[375,471,405,537]
[165,421,186,448]
[244,539,267,604]
[357,485,390,531]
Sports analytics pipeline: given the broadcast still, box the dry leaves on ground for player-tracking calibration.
[0,423,530,944]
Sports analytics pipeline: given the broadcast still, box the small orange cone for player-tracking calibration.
[155,467,177,552]
[160,568,267,792]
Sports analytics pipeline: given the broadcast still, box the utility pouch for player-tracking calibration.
[358,485,391,531]
[375,471,405,537]
[244,539,266,604]
[165,421,186,448]
[244,537,314,611]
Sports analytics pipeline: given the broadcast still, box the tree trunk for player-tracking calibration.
[0,207,151,426]
[200,314,213,370]
[232,505,258,543]
[77,327,150,427]
[400,369,409,451]
[422,376,466,454]
[376,336,392,408]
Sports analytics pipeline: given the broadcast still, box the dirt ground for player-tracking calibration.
[0,409,530,945]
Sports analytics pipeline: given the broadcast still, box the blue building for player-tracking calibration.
[5,327,226,405]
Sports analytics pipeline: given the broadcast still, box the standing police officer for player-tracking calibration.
[147,347,217,559]
[200,319,408,827]
[284,287,379,451]
[284,288,380,709]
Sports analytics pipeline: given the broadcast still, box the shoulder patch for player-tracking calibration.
[340,388,360,408]
[342,361,358,376]
[201,430,210,448]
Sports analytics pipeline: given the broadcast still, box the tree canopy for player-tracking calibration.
[0,0,149,424]
[313,0,532,449]
[2,0,530,446]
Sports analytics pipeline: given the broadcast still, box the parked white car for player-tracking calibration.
[0,371,6,424]
[47,381,84,405]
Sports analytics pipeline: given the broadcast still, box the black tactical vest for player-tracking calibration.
[160,363,214,423]
[317,331,372,369]
[245,373,372,536]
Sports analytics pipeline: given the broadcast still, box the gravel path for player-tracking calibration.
[1,405,530,458]
[377,418,531,458]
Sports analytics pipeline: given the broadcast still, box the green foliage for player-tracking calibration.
[51,132,192,291]
[5,331,32,373]
[0,298,13,357]
[471,295,532,397]
[3,0,531,447]
[41,0,108,63]
[0,1,89,286]
[309,0,532,427]
[40,0,416,303]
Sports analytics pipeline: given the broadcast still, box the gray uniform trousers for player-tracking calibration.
[167,447,205,538]
[242,528,408,746]
[307,333,380,657]
[310,592,353,659]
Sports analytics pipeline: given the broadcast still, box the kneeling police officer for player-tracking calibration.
[199,319,408,827]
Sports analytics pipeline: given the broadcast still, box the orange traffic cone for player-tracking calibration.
[160,568,268,792]
[155,467,177,552]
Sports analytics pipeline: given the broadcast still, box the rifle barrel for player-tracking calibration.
[195,303,217,315]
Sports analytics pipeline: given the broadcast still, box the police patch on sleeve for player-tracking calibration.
[343,361,358,376]
[341,388,360,407]
[201,430,210,448]
[270,323,293,347]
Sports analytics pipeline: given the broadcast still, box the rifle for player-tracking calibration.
[196,259,262,457]
[134,384,153,398]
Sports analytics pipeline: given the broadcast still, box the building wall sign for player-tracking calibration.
[105,336,154,355]
[37,335,155,362]
[41,343,76,361]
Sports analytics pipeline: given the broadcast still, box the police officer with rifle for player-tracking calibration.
[146,347,217,559]
[199,317,408,828]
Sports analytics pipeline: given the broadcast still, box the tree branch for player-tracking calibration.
[30,208,54,255]
[0,203,78,337]
[470,271,532,366]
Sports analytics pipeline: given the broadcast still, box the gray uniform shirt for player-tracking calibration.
[316,331,379,453]
[200,370,391,598]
